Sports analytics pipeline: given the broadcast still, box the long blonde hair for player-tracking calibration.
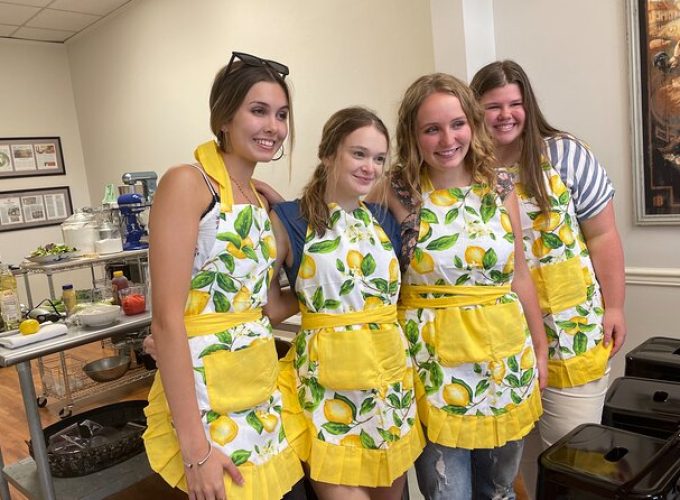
[393,73,497,204]
[300,107,390,236]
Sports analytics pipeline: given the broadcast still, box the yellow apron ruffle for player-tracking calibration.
[278,348,312,462]
[143,373,303,500]
[548,340,611,388]
[415,377,542,449]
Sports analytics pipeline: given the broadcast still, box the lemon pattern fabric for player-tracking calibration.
[143,152,302,500]
[276,201,424,487]
[506,141,610,388]
[400,173,542,450]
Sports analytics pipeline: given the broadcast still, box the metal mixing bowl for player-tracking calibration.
[83,356,130,382]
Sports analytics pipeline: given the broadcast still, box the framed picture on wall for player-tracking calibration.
[0,186,73,232]
[628,0,680,224]
[0,137,65,178]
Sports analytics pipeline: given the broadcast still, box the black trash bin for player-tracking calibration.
[537,424,680,499]
[625,337,680,382]
[602,376,680,439]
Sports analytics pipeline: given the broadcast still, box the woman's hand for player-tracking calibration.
[184,443,244,500]
[535,345,549,391]
[143,334,158,360]
[252,179,285,206]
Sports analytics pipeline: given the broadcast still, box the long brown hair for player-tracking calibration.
[470,60,562,213]
[393,73,497,205]
[300,107,390,236]
[209,60,295,156]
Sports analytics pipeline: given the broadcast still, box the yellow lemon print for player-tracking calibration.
[389,258,399,283]
[443,383,470,407]
[410,251,435,274]
[558,224,574,246]
[464,246,485,267]
[422,321,436,345]
[514,182,527,198]
[324,399,353,425]
[520,347,535,370]
[531,237,551,258]
[564,316,588,335]
[346,250,364,274]
[256,410,279,433]
[503,251,515,275]
[549,175,567,197]
[299,255,316,279]
[418,221,431,242]
[488,361,506,383]
[233,286,251,312]
[364,296,383,310]
[504,402,517,412]
[209,415,238,446]
[185,290,211,316]
[402,367,414,391]
[263,235,277,259]
[532,212,560,232]
[226,236,254,259]
[430,190,458,206]
[500,212,513,233]
[340,434,363,447]
[472,184,489,197]
[388,426,401,438]
[582,267,593,286]
[375,225,390,244]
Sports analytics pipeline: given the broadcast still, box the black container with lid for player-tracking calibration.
[537,424,680,499]
[625,337,680,382]
[602,376,680,439]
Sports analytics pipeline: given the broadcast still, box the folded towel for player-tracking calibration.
[0,322,68,349]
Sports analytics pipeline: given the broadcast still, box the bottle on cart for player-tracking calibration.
[61,284,76,316]
[111,271,129,306]
[0,260,20,330]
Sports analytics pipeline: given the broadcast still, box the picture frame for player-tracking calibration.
[0,186,73,232]
[0,137,65,178]
[628,0,680,224]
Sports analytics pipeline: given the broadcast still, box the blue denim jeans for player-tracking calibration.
[415,438,524,500]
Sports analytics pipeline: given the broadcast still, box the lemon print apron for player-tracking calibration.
[399,173,542,450]
[507,162,610,388]
[278,202,424,487]
[143,142,303,500]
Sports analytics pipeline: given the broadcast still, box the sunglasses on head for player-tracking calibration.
[225,51,289,79]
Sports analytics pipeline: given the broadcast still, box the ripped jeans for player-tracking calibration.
[414,438,524,500]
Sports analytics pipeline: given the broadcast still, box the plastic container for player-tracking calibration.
[602,376,680,439]
[625,337,680,383]
[537,424,680,499]
[61,210,99,255]
[0,261,20,330]
[119,286,146,315]
[62,284,76,316]
[111,271,129,306]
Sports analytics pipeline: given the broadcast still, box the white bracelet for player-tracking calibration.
[183,441,213,469]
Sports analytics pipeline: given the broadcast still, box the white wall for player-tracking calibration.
[0,39,93,302]
[66,0,435,201]
[491,0,680,378]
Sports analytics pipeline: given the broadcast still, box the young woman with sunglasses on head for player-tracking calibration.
[142,52,304,500]
[270,107,424,500]
[470,60,626,497]
[375,73,547,500]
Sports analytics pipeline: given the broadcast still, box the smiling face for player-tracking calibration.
[326,125,388,205]
[479,83,526,150]
[416,92,471,181]
[222,81,289,165]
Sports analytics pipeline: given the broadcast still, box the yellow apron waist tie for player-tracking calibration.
[399,284,527,366]
[184,309,263,337]
[300,305,405,391]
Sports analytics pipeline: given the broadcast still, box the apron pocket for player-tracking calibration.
[203,337,279,414]
[531,257,587,313]
[435,301,526,366]
[317,326,406,391]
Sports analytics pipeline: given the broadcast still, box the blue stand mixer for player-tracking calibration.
[117,193,149,250]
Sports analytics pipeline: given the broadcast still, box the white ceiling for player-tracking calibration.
[0,0,131,43]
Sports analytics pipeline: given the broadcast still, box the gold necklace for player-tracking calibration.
[230,175,256,205]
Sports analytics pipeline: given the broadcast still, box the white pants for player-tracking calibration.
[520,366,611,499]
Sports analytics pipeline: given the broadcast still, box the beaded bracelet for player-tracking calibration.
[183,441,213,469]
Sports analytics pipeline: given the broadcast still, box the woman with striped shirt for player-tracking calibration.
[471,60,626,497]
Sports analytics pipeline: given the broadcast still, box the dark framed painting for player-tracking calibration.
[629,0,680,224]
[0,137,65,179]
[0,186,73,232]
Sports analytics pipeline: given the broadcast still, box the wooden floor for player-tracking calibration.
[0,342,184,499]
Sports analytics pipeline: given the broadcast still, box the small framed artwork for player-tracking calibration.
[0,186,73,232]
[628,0,680,224]
[0,137,66,179]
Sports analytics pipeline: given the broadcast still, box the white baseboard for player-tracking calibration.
[625,267,680,287]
